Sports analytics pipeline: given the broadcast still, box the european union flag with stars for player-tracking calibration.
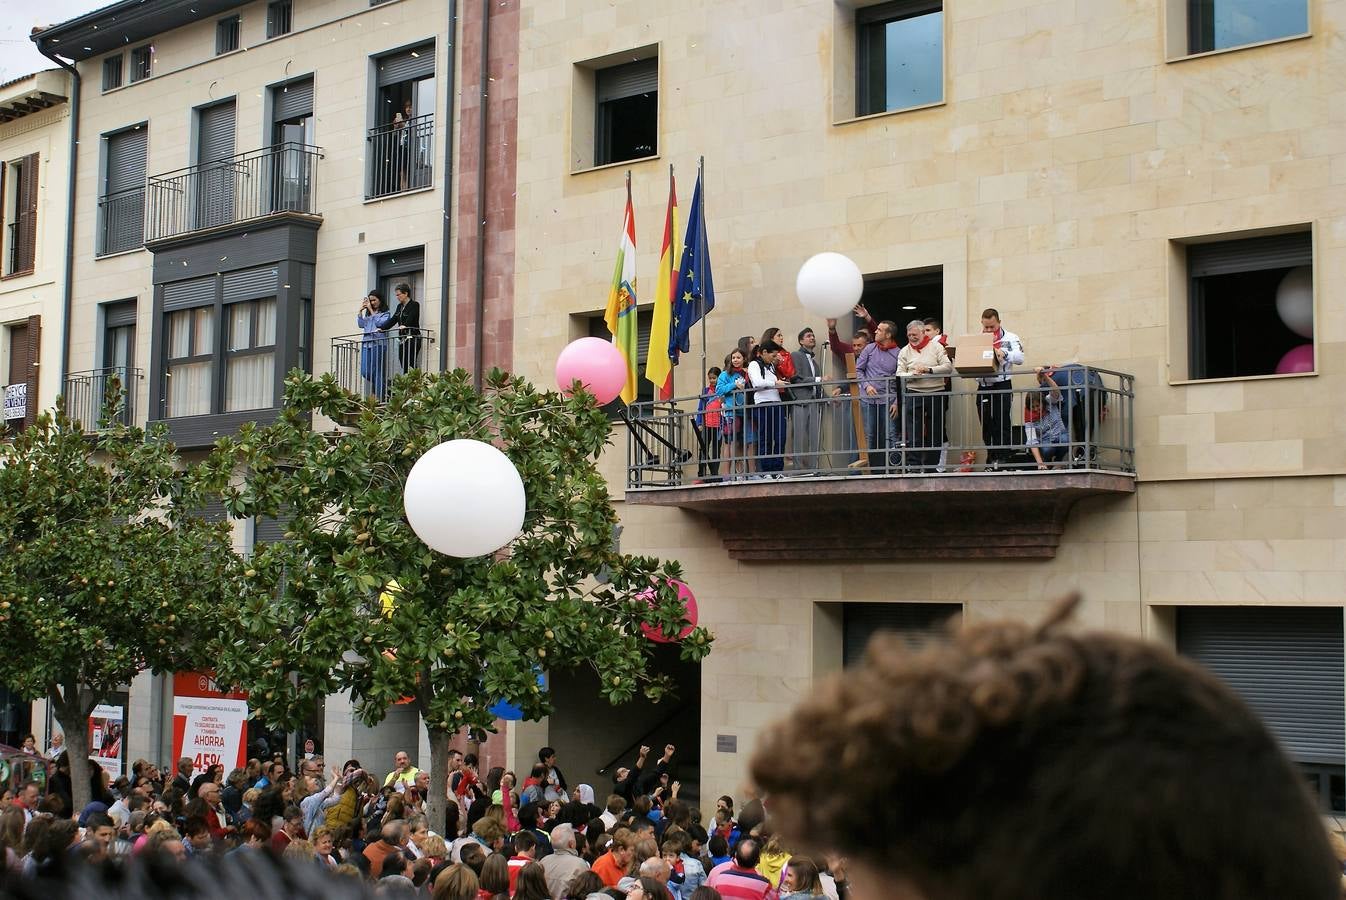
[669,170,715,362]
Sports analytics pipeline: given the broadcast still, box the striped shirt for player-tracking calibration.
[705,863,778,900]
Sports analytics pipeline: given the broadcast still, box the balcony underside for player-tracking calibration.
[625,471,1136,560]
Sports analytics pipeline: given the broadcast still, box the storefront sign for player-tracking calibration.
[3,383,25,421]
[89,704,125,778]
[171,671,249,771]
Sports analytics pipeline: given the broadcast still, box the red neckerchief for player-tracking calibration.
[877,338,898,350]
[909,335,931,353]
[995,328,1005,345]
[937,334,947,346]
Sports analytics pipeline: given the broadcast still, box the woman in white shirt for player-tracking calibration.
[748,341,787,476]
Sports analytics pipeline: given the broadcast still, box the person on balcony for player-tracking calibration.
[788,327,823,474]
[747,341,787,477]
[716,349,752,481]
[388,282,422,374]
[357,290,393,400]
[1025,367,1069,470]
[855,321,901,471]
[976,308,1025,470]
[924,317,953,472]
[825,322,870,470]
[898,319,952,473]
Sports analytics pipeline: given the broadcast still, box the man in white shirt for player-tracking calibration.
[975,308,1024,470]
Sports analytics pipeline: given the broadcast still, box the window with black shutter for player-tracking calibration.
[594,57,658,167]
[99,125,148,256]
[266,0,292,38]
[216,16,241,55]
[102,55,123,92]
[130,46,152,82]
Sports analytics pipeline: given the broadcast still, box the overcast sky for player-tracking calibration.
[1,0,108,83]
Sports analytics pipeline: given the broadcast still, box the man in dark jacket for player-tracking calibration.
[388,282,421,373]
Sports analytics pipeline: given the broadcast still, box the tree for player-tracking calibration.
[199,368,712,831]
[0,393,241,814]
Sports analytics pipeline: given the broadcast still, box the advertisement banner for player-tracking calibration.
[3,383,26,421]
[171,672,249,771]
[89,704,125,778]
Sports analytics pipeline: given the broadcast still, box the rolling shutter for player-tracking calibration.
[197,101,236,165]
[376,42,435,86]
[272,77,313,123]
[1187,232,1312,278]
[596,58,658,102]
[106,128,148,194]
[377,246,424,277]
[223,266,278,303]
[843,602,961,667]
[1177,606,1344,766]
[163,276,216,311]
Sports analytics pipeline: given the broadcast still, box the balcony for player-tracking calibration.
[366,115,434,199]
[96,187,146,256]
[330,329,437,403]
[64,368,142,431]
[623,366,1136,560]
[145,143,323,246]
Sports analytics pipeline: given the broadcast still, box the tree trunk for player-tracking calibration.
[55,700,94,816]
[426,726,453,838]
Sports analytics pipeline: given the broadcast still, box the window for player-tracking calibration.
[130,46,152,82]
[843,603,961,667]
[1185,231,1313,380]
[216,16,241,55]
[1187,0,1308,54]
[374,246,424,311]
[594,57,658,167]
[3,320,34,431]
[102,55,123,92]
[225,299,277,411]
[266,0,292,38]
[856,1,943,116]
[98,125,148,257]
[368,42,436,198]
[165,307,213,417]
[1178,606,1344,813]
[584,308,654,413]
[1,154,39,276]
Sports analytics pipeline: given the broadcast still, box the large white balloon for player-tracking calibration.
[796,252,865,318]
[1275,266,1314,338]
[403,440,525,558]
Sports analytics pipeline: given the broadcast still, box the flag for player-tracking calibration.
[670,168,714,362]
[646,170,679,400]
[603,181,639,405]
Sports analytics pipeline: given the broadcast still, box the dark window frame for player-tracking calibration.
[102,55,123,92]
[163,306,215,418]
[1187,0,1309,55]
[855,0,943,118]
[97,124,148,257]
[593,57,659,168]
[224,297,278,412]
[129,46,153,82]
[266,0,293,38]
[216,16,241,55]
[1186,230,1313,381]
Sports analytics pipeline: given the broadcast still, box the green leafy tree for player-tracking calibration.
[199,368,711,829]
[0,396,241,813]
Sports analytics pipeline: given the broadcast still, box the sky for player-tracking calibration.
[1,0,108,83]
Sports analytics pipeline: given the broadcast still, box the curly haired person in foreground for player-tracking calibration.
[749,595,1341,900]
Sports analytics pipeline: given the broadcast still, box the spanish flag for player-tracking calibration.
[603,178,639,405]
[645,169,678,400]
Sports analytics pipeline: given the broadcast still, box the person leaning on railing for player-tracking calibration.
[854,321,901,470]
[1025,367,1069,470]
[715,349,752,481]
[896,319,952,474]
[746,342,788,477]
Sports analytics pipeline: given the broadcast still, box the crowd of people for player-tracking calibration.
[688,305,1090,480]
[0,739,847,900]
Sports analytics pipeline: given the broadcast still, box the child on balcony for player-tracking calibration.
[1025,366,1068,469]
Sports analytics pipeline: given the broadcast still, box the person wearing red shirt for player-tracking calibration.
[507,830,538,893]
[591,832,635,887]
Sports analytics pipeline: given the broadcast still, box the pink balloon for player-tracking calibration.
[1274,344,1314,375]
[637,579,699,643]
[556,337,627,405]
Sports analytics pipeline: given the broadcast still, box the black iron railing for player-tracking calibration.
[331,328,437,401]
[64,368,142,430]
[366,115,434,199]
[625,366,1135,489]
[97,187,146,256]
[145,142,323,243]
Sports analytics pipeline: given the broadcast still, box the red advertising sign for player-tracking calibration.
[171,672,249,771]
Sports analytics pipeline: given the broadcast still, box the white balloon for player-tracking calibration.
[403,439,525,558]
[796,252,865,319]
[1275,266,1314,338]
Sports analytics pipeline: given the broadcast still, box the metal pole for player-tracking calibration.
[698,155,706,380]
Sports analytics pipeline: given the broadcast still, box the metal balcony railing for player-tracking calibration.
[625,366,1135,489]
[64,368,142,430]
[96,187,146,256]
[330,328,437,402]
[145,142,323,243]
[366,115,434,199]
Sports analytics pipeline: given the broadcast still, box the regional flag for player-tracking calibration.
[670,168,714,361]
[646,170,679,400]
[603,181,639,405]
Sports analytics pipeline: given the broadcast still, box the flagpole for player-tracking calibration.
[698,155,707,381]
[667,163,675,406]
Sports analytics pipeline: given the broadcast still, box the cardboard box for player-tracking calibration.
[952,332,999,375]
